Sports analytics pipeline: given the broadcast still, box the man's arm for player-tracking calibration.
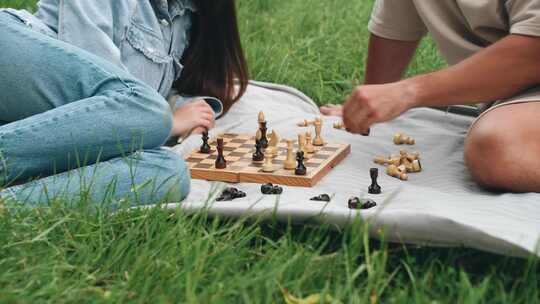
[320,34,419,115]
[343,34,540,134]
[364,34,420,85]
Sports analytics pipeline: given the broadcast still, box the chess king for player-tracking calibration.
[321,0,540,193]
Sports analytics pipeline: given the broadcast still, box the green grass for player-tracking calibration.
[0,0,538,303]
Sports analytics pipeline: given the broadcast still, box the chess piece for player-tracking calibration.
[305,132,315,154]
[297,134,307,154]
[297,119,313,127]
[333,121,345,130]
[262,152,276,172]
[368,168,382,194]
[313,118,324,146]
[261,183,274,194]
[199,130,211,153]
[258,111,266,124]
[295,151,307,176]
[348,197,361,209]
[411,159,422,173]
[348,197,377,210]
[268,130,280,156]
[272,185,283,195]
[393,133,415,145]
[310,194,331,202]
[259,121,269,148]
[217,187,246,201]
[215,137,227,169]
[387,164,408,181]
[283,139,296,170]
[374,156,390,165]
[252,139,264,162]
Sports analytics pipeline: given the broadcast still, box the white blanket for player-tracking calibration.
[171,81,540,257]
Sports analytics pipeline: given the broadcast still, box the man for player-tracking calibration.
[321,1,540,193]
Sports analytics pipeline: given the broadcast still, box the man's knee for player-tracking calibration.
[464,121,513,190]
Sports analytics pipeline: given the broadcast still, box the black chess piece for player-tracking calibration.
[310,194,331,202]
[368,168,382,194]
[272,185,283,195]
[252,139,264,162]
[217,187,247,201]
[362,199,377,209]
[199,130,211,153]
[259,121,269,148]
[295,151,307,176]
[348,197,361,209]
[215,138,227,169]
[261,183,274,194]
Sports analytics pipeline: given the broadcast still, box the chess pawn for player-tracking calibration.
[374,155,390,165]
[258,111,266,124]
[387,164,408,181]
[333,121,345,130]
[305,132,315,154]
[252,139,264,162]
[199,130,211,154]
[283,139,296,170]
[298,134,307,155]
[295,151,307,176]
[393,133,415,145]
[262,152,276,172]
[313,119,324,146]
[297,119,312,127]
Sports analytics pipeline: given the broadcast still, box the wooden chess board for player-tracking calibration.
[185,133,350,187]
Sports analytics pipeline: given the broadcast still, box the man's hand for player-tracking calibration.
[342,82,417,134]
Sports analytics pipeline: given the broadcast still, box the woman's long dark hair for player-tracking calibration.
[175,0,249,114]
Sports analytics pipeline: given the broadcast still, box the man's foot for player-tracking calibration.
[320,104,343,116]
[465,102,540,192]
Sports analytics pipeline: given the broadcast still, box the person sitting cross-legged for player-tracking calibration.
[321,0,540,193]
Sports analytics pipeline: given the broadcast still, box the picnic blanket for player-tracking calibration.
[171,81,540,258]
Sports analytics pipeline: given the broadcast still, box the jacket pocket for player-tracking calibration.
[124,21,171,64]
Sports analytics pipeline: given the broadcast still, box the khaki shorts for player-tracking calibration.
[476,86,540,122]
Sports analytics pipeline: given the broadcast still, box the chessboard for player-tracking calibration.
[185,133,350,187]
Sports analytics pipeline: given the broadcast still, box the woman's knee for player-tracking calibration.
[140,148,191,202]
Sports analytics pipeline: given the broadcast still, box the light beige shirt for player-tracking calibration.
[368,0,540,65]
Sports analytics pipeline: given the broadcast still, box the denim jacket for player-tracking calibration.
[1,0,223,117]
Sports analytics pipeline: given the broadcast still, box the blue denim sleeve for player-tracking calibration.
[175,96,224,118]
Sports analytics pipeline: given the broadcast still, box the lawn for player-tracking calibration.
[0,0,538,303]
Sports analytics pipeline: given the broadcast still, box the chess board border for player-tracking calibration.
[186,133,351,187]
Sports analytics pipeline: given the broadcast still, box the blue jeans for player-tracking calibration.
[0,12,190,208]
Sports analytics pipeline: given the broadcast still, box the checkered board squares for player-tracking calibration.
[185,133,350,187]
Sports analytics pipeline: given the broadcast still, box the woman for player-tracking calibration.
[0,0,248,207]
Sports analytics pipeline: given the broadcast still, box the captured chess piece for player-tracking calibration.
[252,139,264,162]
[393,132,415,145]
[199,130,211,154]
[295,151,307,176]
[215,137,227,169]
[217,187,247,201]
[262,151,276,172]
[387,164,408,181]
[333,121,345,130]
[348,197,377,210]
[297,119,314,127]
[284,139,296,170]
[305,132,315,154]
[368,168,382,194]
[310,194,331,202]
[313,118,324,146]
[261,183,274,194]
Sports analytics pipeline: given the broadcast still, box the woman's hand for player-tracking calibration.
[342,82,417,134]
[171,99,215,137]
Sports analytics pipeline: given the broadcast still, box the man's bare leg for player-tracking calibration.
[465,102,540,192]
